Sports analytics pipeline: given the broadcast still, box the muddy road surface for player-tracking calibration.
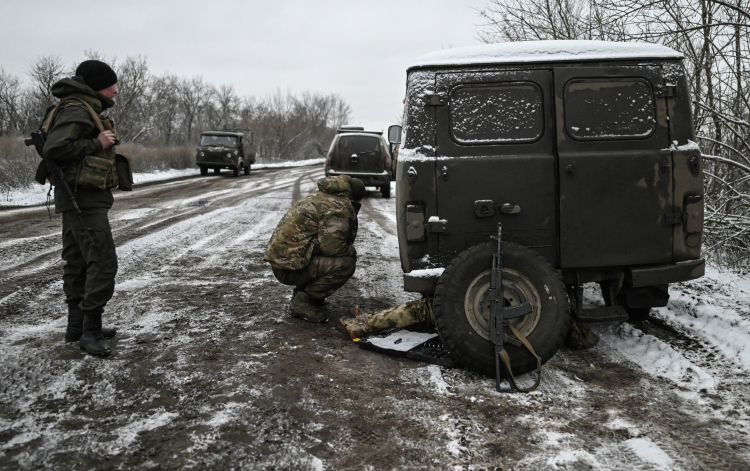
[1,165,749,470]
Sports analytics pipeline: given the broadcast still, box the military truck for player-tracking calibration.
[391,40,705,376]
[196,130,256,177]
[325,127,394,198]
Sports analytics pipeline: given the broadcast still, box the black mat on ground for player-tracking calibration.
[358,328,460,368]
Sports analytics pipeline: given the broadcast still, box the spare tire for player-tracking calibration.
[433,242,569,376]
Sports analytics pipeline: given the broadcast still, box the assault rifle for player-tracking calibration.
[25,130,97,247]
[489,222,539,393]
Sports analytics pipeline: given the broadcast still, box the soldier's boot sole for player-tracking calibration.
[340,316,369,340]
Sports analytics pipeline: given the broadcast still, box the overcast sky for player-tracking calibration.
[0,0,488,132]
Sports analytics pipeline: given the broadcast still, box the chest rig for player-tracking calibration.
[42,96,120,190]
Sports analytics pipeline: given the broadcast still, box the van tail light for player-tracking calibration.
[327,151,334,166]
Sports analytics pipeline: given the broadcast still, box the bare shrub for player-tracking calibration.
[0,136,39,199]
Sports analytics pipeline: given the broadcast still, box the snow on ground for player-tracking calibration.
[2,167,750,468]
[254,157,325,169]
[0,159,324,208]
[655,267,750,370]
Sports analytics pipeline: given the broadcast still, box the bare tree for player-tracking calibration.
[26,55,66,127]
[151,74,182,145]
[0,68,24,135]
[110,55,152,142]
[178,76,213,142]
[477,0,628,43]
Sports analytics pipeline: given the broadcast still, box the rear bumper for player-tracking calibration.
[402,258,706,294]
[403,268,445,293]
[326,169,390,186]
[625,259,705,287]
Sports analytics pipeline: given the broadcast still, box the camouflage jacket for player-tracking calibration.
[264,175,359,270]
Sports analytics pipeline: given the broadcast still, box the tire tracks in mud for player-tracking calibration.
[541,345,750,470]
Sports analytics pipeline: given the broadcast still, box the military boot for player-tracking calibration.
[565,319,599,350]
[65,306,117,342]
[289,291,327,323]
[78,312,112,356]
[340,307,370,340]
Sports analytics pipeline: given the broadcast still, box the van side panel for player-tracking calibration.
[396,70,439,274]
[664,63,704,262]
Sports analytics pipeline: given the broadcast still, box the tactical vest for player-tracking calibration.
[42,96,120,190]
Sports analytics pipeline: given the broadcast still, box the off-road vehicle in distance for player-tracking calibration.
[392,40,705,377]
[325,126,394,198]
[196,130,256,177]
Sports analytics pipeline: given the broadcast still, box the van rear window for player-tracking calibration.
[564,79,655,140]
[450,83,543,144]
[337,136,382,156]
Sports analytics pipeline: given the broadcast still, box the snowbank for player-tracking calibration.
[254,158,324,169]
[600,322,716,391]
[654,267,750,371]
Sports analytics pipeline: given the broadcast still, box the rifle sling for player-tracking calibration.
[497,323,542,393]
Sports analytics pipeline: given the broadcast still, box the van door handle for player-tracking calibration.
[566,162,576,176]
[500,204,521,214]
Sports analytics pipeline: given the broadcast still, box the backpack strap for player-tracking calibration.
[41,97,105,134]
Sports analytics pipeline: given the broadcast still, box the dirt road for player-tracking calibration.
[1,165,749,470]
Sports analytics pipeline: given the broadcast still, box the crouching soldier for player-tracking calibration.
[264,175,366,323]
[341,299,599,349]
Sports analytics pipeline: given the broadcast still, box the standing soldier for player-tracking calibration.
[44,60,122,356]
[264,175,366,323]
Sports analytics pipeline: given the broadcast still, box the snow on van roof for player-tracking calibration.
[410,40,683,69]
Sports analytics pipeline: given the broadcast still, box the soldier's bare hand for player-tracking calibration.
[98,131,116,149]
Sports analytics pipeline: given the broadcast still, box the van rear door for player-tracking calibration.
[554,66,673,268]
[434,69,557,266]
[334,135,385,174]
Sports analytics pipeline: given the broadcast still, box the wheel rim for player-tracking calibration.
[463,268,542,341]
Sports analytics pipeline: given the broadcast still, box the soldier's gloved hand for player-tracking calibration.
[348,245,357,261]
[98,131,116,149]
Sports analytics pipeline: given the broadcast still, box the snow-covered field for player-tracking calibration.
[0,165,749,469]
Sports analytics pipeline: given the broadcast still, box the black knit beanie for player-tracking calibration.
[349,178,366,201]
[75,60,117,91]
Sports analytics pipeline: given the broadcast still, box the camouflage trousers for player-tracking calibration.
[365,298,435,332]
[272,256,356,300]
[62,209,118,315]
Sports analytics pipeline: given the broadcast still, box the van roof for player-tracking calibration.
[409,40,683,70]
[201,131,244,137]
[336,131,384,137]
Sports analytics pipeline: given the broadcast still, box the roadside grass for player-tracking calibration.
[0,136,38,198]
[118,143,195,173]
[0,138,197,195]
